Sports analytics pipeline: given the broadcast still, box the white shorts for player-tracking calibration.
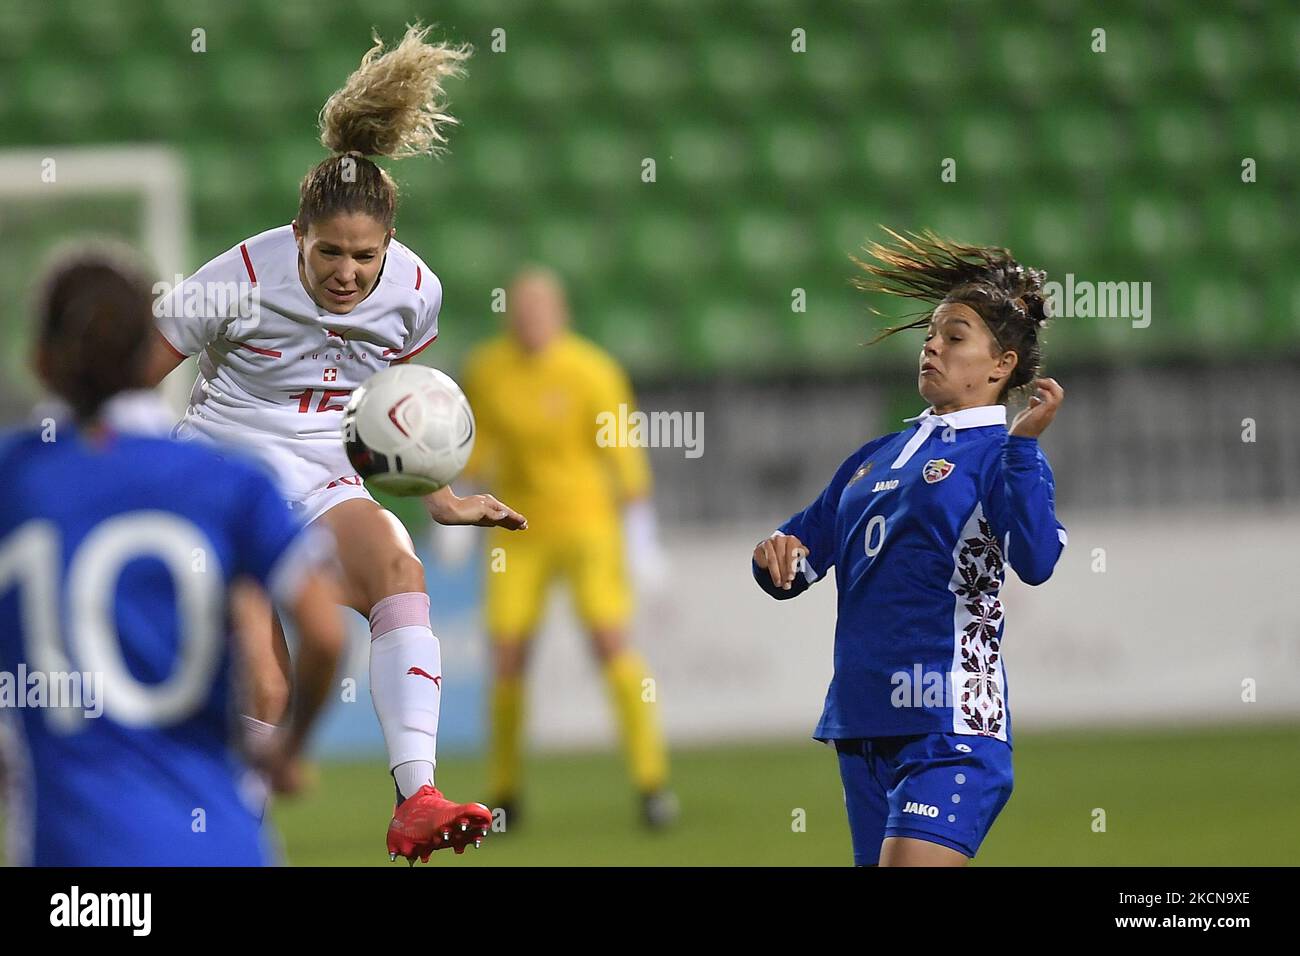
[171,416,375,527]
[289,478,377,527]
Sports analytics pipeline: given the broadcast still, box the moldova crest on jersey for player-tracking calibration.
[922,458,955,483]
[847,461,874,486]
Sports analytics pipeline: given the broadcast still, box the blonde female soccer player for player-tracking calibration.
[753,231,1066,867]
[146,25,526,863]
[459,267,676,830]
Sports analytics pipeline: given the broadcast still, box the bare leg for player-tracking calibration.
[317,499,425,616]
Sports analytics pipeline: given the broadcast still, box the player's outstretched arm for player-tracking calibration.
[1008,377,1063,440]
[143,329,187,387]
[258,569,348,795]
[750,442,882,601]
[423,484,527,530]
[996,378,1068,586]
[752,532,812,600]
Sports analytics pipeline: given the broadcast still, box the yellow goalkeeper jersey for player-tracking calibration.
[460,332,651,534]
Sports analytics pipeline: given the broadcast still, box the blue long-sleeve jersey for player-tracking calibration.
[0,422,322,865]
[753,404,1067,745]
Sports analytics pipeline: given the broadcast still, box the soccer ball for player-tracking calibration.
[341,365,475,496]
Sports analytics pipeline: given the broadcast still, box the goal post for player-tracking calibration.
[0,145,191,417]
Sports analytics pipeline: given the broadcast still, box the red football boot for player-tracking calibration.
[386,785,493,864]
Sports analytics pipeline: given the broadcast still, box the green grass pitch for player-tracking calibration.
[269,722,1299,866]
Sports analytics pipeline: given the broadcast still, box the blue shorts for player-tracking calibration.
[834,733,1013,866]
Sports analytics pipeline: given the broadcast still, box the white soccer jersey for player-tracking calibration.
[155,225,441,499]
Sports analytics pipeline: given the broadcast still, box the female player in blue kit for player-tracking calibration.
[0,245,345,865]
[753,230,1067,866]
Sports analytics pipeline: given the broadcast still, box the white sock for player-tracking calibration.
[368,593,441,797]
[393,760,435,801]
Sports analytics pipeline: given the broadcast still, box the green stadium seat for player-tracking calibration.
[726,208,818,278]
[1008,197,1092,268]
[1203,191,1292,260]
[697,38,786,112]
[53,0,137,56]
[0,2,46,61]
[1232,100,1300,170]
[583,293,680,376]
[1267,11,1300,75]
[788,287,882,372]
[1035,108,1131,181]
[604,40,692,107]
[790,35,867,102]
[1264,274,1300,342]
[973,23,1067,104]
[501,43,594,108]
[266,140,332,212]
[528,214,623,284]
[629,210,719,285]
[1133,104,1224,176]
[911,197,1005,251]
[545,0,616,20]
[846,114,934,185]
[207,55,298,135]
[1176,275,1264,348]
[306,48,370,121]
[113,57,199,138]
[663,124,752,190]
[1108,189,1202,265]
[821,208,872,264]
[759,122,846,191]
[186,142,270,237]
[424,218,520,295]
[1177,19,1256,94]
[5,0,1292,378]
[1096,22,1169,104]
[0,68,16,131]
[255,0,332,53]
[453,128,541,197]
[681,294,792,373]
[715,0,796,34]
[156,0,241,52]
[455,0,536,22]
[564,124,651,195]
[20,60,110,140]
[943,110,1027,181]
[643,0,705,19]
[880,29,965,105]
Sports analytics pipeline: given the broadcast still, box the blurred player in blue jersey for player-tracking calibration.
[0,244,346,866]
[753,230,1067,867]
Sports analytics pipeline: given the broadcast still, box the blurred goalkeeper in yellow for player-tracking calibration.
[459,267,676,830]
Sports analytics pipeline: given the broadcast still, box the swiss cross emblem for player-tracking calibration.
[323,368,338,382]
[923,458,955,483]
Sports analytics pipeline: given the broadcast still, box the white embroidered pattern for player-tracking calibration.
[948,505,1007,739]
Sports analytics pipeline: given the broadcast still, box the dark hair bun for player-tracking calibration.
[1022,290,1050,328]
